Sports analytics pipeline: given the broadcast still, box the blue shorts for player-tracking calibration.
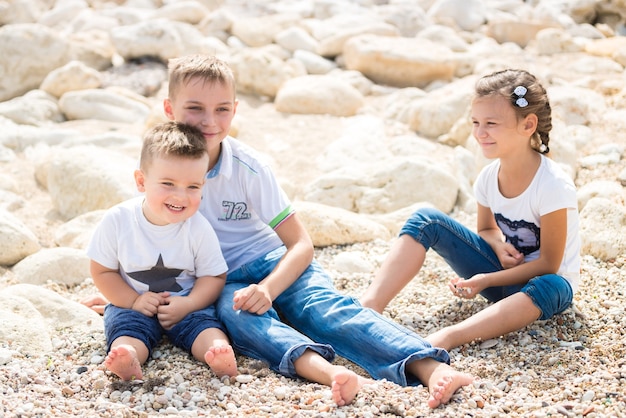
[103,303,225,355]
[400,207,574,320]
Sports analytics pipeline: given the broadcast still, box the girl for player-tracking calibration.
[361,69,581,351]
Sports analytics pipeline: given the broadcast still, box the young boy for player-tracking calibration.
[160,54,473,408]
[86,121,237,381]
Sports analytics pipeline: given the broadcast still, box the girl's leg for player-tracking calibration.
[427,292,541,350]
[361,235,426,313]
[428,274,572,350]
[362,207,504,312]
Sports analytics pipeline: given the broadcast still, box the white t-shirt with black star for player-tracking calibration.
[87,196,228,296]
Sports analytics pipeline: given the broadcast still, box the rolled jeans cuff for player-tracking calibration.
[397,347,451,386]
[280,343,336,379]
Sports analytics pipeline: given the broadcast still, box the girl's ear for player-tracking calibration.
[134,169,146,192]
[523,113,538,134]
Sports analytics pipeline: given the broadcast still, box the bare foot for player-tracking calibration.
[80,294,109,315]
[104,344,143,381]
[204,345,237,377]
[426,364,474,408]
[331,369,370,406]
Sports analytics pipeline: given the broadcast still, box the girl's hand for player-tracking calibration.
[448,275,486,299]
[233,284,273,315]
[493,241,524,269]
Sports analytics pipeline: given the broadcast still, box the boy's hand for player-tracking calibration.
[233,284,272,315]
[131,291,168,317]
[156,295,189,330]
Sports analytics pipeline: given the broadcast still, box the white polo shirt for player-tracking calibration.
[200,136,294,272]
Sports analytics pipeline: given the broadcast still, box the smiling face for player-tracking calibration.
[470,95,535,160]
[134,153,209,226]
[163,77,237,168]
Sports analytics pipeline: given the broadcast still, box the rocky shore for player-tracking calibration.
[1,0,626,417]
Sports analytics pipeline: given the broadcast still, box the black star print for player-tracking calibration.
[127,254,183,292]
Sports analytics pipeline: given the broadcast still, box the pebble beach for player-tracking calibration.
[1,0,626,417]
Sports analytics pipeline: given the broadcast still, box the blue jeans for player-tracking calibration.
[216,247,449,386]
[103,303,224,355]
[401,207,573,320]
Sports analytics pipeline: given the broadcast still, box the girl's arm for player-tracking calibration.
[232,214,314,314]
[463,207,567,292]
[476,203,524,270]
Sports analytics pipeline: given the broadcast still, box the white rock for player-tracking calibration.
[54,210,105,249]
[408,76,476,138]
[275,75,364,117]
[12,247,90,286]
[0,90,64,126]
[0,294,52,356]
[427,0,486,31]
[579,197,626,261]
[150,1,210,25]
[45,146,136,220]
[231,14,301,48]
[230,47,307,98]
[0,209,41,266]
[295,201,391,247]
[59,88,151,123]
[110,19,228,62]
[292,49,337,75]
[40,60,102,98]
[343,35,456,88]
[577,180,625,211]
[0,23,70,101]
[314,17,399,58]
[332,251,374,274]
[275,26,318,53]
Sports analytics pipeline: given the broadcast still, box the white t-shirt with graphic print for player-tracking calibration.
[474,154,581,292]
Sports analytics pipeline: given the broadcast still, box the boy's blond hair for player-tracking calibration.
[140,121,208,171]
[167,54,236,101]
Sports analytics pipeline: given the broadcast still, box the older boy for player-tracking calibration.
[162,54,473,407]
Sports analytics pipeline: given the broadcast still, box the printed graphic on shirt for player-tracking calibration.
[127,254,184,292]
[494,213,540,256]
[219,201,251,221]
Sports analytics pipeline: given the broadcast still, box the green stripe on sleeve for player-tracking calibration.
[269,206,293,229]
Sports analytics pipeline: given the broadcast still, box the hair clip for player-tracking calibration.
[513,85,528,107]
[539,144,548,153]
